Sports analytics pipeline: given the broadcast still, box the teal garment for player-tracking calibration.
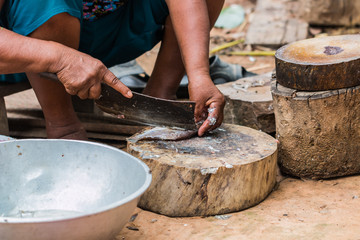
[0,0,82,83]
[0,0,169,83]
[3,0,83,36]
[79,0,169,67]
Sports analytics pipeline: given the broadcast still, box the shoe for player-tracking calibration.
[209,55,256,83]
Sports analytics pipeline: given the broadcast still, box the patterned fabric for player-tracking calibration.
[83,0,128,21]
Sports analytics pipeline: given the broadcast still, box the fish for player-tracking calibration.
[127,127,197,143]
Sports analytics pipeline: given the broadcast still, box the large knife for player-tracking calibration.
[40,73,197,130]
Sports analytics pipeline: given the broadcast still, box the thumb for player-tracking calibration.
[102,69,133,98]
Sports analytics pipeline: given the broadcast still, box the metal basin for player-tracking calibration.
[0,135,13,142]
[0,139,151,240]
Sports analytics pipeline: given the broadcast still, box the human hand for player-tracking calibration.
[49,45,132,99]
[188,76,225,136]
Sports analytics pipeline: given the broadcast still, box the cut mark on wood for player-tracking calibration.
[199,174,211,203]
[176,170,191,186]
[152,131,255,157]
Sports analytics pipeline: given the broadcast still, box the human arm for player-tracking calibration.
[165,0,225,136]
[0,28,132,99]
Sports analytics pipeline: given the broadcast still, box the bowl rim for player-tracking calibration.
[0,139,152,224]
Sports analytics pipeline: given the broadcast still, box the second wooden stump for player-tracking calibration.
[272,82,360,179]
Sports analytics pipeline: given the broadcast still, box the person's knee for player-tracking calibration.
[28,12,80,49]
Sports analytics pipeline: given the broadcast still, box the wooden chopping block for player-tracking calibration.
[217,73,275,133]
[127,124,278,217]
[272,81,360,179]
[275,35,360,91]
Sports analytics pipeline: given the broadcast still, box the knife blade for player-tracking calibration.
[95,84,197,130]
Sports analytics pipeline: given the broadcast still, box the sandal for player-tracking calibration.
[209,55,256,83]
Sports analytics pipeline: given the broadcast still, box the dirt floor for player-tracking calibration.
[3,0,360,239]
[117,176,360,240]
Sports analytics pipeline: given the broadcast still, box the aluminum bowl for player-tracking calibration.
[0,135,13,142]
[0,139,151,240]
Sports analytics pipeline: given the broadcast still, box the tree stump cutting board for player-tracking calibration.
[217,73,275,133]
[127,124,278,217]
[272,81,360,179]
[275,34,360,91]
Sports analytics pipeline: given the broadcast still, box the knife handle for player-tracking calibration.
[39,72,59,81]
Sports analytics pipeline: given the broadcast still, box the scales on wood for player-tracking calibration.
[272,34,360,179]
[127,124,278,217]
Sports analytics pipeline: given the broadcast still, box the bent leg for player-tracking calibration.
[26,13,87,140]
[143,0,225,99]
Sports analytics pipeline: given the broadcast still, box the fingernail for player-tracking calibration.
[127,90,133,98]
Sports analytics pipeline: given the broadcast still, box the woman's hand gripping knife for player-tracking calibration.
[166,0,225,136]
[0,28,132,100]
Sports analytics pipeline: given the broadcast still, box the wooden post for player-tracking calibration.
[0,81,32,136]
[0,97,9,135]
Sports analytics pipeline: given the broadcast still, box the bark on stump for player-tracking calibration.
[217,73,275,133]
[272,81,360,179]
[127,124,278,217]
[275,35,360,91]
